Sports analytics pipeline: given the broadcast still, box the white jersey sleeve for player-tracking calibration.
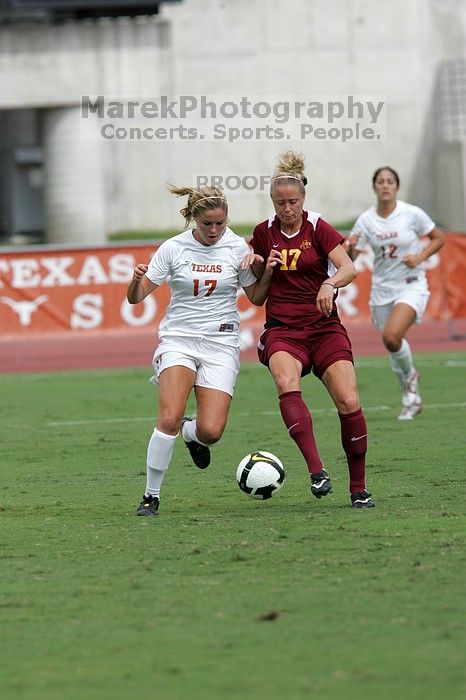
[146,239,178,286]
[410,205,435,236]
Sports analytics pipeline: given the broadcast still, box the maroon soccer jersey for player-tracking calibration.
[249,210,344,327]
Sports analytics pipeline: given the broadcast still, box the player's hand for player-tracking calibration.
[346,232,360,249]
[403,253,422,268]
[241,248,264,270]
[133,263,148,281]
[266,249,284,271]
[316,283,335,317]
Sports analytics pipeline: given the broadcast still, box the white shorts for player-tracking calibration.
[370,288,430,331]
[151,336,240,397]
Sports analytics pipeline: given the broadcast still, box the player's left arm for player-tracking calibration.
[316,244,356,317]
[403,226,445,268]
[324,243,356,289]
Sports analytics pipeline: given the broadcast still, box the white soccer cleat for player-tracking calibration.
[402,390,418,408]
[398,398,423,420]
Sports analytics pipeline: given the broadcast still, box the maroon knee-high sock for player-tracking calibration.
[279,391,323,474]
[338,408,367,493]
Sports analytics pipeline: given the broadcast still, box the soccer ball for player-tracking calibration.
[236,451,285,500]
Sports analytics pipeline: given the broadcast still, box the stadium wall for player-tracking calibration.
[0,0,465,239]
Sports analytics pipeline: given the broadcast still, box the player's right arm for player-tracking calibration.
[245,225,271,281]
[243,248,283,306]
[346,214,370,262]
[127,263,159,303]
[345,232,362,261]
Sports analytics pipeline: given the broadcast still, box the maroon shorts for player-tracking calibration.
[257,317,353,379]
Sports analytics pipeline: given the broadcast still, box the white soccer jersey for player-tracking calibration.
[145,228,257,347]
[351,200,435,306]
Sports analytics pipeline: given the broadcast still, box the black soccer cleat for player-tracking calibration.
[351,490,375,508]
[137,494,160,516]
[310,468,333,498]
[181,417,211,469]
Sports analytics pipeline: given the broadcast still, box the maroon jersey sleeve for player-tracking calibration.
[249,221,269,260]
[313,218,345,256]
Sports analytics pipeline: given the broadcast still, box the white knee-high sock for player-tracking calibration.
[389,338,414,385]
[145,428,178,498]
[181,418,210,447]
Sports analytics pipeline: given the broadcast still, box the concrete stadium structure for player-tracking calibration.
[0,0,465,244]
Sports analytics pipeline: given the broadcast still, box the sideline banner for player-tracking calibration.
[0,234,464,342]
[0,245,264,348]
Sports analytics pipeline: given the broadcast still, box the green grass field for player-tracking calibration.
[107,221,355,242]
[107,223,256,242]
[1,352,465,700]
